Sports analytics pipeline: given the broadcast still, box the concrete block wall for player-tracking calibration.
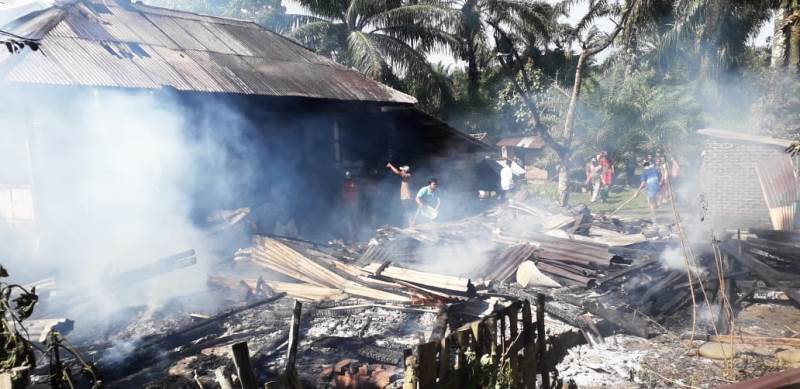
[699,138,783,229]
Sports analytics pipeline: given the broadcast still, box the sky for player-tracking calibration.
[281,0,773,69]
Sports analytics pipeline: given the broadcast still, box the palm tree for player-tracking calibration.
[453,0,556,102]
[288,0,458,97]
[663,0,777,81]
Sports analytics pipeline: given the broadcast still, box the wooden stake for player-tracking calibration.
[521,300,536,389]
[284,301,302,373]
[231,342,257,389]
[536,294,549,389]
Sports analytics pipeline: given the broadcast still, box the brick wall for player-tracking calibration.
[699,138,785,229]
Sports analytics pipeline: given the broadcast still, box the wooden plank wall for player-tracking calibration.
[404,297,548,388]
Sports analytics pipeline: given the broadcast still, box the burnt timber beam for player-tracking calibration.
[721,242,800,306]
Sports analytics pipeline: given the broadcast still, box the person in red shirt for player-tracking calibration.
[340,171,359,242]
[599,151,614,202]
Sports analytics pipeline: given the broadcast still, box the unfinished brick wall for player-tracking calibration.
[699,138,783,229]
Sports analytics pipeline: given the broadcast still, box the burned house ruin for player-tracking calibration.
[0,0,492,267]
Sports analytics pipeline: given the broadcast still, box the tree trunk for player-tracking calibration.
[467,41,479,101]
[771,1,790,68]
[556,50,587,207]
[462,0,480,101]
[791,2,800,68]
[562,50,586,142]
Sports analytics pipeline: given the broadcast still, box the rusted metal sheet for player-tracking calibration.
[0,0,417,104]
[714,367,800,389]
[755,155,797,230]
[472,243,538,282]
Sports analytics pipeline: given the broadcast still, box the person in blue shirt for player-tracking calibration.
[415,178,440,223]
[635,161,661,224]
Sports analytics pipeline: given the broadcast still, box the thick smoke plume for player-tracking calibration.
[0,87,260,332]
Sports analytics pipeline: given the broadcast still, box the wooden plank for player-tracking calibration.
[418,341,438,388]
[266,281,346,302]
[536,294,549,389]
[110,249,196,288]
[363,263,471,293]
[439,337,450,383]
[471,321,484,359]
[231,342,257,389]
[455,329,470,370]
[723,242,800,306]
[521,300,536,389]
[285,301,302,372]
[507,305,520,388]
[486,317,498,361]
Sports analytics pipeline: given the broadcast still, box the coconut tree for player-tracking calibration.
[288,0,459,102]
[663,0,777,81]
[452,0,557,102]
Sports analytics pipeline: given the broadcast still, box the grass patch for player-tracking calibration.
[526,181,672,219]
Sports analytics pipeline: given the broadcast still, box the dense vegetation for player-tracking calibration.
[146,0,800,203]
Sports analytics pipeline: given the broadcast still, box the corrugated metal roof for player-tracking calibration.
[0,0,417,104]
[698,128,793,148]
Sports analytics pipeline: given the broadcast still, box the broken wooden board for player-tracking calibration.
[541,213,576,231]
[545,228,646,247]
[265,282,347,302]
[362,263,472,294]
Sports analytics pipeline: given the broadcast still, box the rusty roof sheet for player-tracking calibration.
[0,0,416,104]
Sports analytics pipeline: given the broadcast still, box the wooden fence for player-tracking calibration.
[403,295,549,389]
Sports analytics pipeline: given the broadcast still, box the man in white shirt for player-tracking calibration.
[500,159,514,200]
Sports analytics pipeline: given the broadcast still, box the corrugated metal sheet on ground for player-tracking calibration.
[471,243,538,282]
[0,0,417,103]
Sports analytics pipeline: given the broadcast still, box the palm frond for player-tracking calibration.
[370,4,459,31]
[295,0,348,20]
[347,31,385,78]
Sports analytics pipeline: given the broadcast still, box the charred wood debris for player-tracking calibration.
[5,191,800,388]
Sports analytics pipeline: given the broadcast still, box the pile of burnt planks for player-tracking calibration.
[219,235,478,305]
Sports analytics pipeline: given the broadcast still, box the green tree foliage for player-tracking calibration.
[288,0,458,109]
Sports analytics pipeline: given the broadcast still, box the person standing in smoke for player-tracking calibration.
[585,158,603,203]
[635,160,661,224]
[500,159,514,201]
[340,171,359,242]
[386,162,414,227]
[599,151,614,202]
[415,178,440,224]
